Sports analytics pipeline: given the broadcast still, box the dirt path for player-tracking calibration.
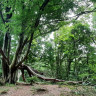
[0,84,96,96]
[32,84,71,96]
[0,85,32,96]
[0,84,68,96]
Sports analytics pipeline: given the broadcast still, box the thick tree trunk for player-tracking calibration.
[8,68,18,84]
[2,32,10,82]
[20,64,65,82]
[0,0,51,84]
[1,3,12,83]
[2,58,9,81]
[19,64,82,85]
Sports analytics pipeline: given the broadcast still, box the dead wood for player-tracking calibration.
[19,64,82,85]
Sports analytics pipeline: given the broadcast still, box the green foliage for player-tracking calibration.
[79,73,89,80]
[0,0,96,84]
[91,0,96,2]
[27,76,39,84]
[53,22,96,81]
[5,83,15,87]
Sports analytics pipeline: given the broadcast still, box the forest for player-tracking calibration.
[0,0,96,96]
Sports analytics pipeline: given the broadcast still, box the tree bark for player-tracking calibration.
[0,0,50,84]
[20,64,65,82]
[19,64,82,85]
[66,58,72,79]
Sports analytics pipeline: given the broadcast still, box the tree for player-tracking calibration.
[54,22,96,80]
[0,0,96,84]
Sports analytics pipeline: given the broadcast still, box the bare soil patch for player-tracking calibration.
[0,84,96,96]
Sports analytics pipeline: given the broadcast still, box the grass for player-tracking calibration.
[5,83,15,87]
[59,85,96,96]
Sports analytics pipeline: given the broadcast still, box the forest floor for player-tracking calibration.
[0,83,96,96]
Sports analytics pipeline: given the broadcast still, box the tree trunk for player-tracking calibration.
[2,32,11,82]
[2,58,9,81]
[8,68,18,84]
[66,58,72,79]
[55,41,62,79]
[19,64,82,85]
[20,64,65,82]
[0,0,50,84]
[1,3,12,83]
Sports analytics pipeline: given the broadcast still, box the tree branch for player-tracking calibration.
[0,4,5,24]
[34,27,59,39]
[0,48,9,63]
[15,0,50,69]
[16,33,34,68]
[10,33,25,68]
[40,0,50,11]
[35,0,50,27]
[75,7,96,20]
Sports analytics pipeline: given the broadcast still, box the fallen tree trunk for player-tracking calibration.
[19,64,82,85]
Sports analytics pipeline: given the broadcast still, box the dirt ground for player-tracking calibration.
[0,84,96,96]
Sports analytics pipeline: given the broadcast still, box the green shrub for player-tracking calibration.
[27,76,39,85]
